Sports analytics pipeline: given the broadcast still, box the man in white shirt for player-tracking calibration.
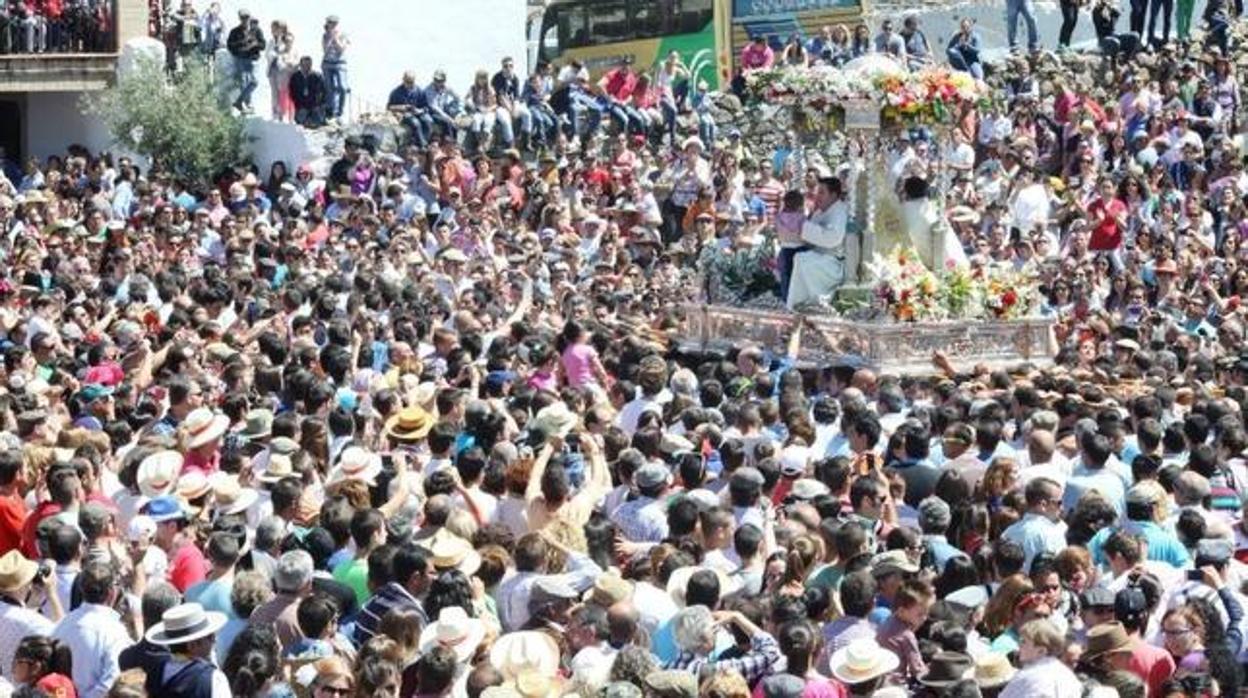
[0,550,57,681]
[617,356,672,436]
[496,533,601,632]
[1017,430,1071,488]
[1009,167,1051,233]
[451,447,498,524]
[52,562,133,698]
[568,604,619,687]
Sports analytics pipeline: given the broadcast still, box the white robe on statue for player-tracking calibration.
[787,200,848,309]
[902,197,968,271]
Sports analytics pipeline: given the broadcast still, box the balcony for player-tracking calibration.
[0,0,146,92]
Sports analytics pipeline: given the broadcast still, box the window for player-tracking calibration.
[585,2,630,46]
[631,1,667,39]
[554,4,590,50]
[676,0,715,34]
[542,0,714,55]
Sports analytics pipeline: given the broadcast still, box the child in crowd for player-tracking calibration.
[776,189,808,302]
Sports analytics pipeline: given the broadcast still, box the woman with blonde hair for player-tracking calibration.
[306,656,354,698]
[700,669,751,698]
[1000,619,1080,698]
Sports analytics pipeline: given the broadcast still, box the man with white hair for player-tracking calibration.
[666,606,781,682]
[250,549,314,650]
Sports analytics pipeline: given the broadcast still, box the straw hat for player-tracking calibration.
[427,532,482,577]
[829,639,901,685]
[176,471,212,501]
[530,402,578,439]
[973,652,1016,689]
[137,450,182,498]
[489,631,561,679]
[327,446,383,486]
[666,565,741,607]
[583,573,634,607]
[382,406,435,442]
[183,408,229,449]
[419,606,487,663]
[210,473,259,517]
[239,409,274,441]
[258,453,295,484]
[0,550,39,594]
[145,603,228,645]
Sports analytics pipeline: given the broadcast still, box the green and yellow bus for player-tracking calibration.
[532,0,867,90]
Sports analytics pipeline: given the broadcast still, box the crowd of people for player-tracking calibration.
[4,0,1248,697]
[0,0,115,54]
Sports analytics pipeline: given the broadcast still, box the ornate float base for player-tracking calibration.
[678,304,1056,374]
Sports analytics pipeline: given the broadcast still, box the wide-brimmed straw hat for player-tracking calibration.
[419,606,487,663]
[176,471,212,501]
[183,408,229,449]
[327,446,383,486]
[382,406,435,442]
[0,550,38,594]
[973,652,1016,689]
[830,639,901,685]
[425,531,482,577]
[137,449,182,498]
[145,603,228,645]
[210,473,259,517]
[489,631,560,680]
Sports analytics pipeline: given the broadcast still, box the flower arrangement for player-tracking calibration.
[868,247,1040,322]
[697,237,780,306]
[744,65,990,125]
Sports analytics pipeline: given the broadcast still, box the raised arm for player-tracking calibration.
[525,443,555,502]
[378,450,413,519]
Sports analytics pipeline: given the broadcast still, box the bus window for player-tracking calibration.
[631,2,666,38]
[675,0,714,34]
[586,2,629,46]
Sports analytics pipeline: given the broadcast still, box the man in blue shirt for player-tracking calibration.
[424,70,461,141]
[388,71,432,148]
[1085,481,1188,568]
[1002,477,1068,572]
[917,497,966,574]
[1063,432,1126,515]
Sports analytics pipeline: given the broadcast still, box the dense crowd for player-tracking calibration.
[6,0,1248,698]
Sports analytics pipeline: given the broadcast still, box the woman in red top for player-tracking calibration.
[1088,176,1127,252]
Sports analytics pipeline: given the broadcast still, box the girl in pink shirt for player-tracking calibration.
[558,320,609,389]
[776,189,807,303]
[526,343,559,392]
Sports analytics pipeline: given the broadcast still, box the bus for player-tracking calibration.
[533,0,867,90]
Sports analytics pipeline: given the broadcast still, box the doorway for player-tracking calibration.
[0,100,21,167]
